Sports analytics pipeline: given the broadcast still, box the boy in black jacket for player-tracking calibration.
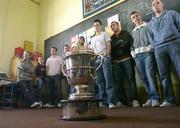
[111,21,140,107]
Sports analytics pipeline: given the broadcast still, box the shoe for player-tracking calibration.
[143,99,152,107]
[43,103,55,108]
[99,102,106,108]
[109,103,116,109]
[152,100,160,107]
[160,102,175,107]
[116,101,126,107]
[132,100,140,107]
[38,101,43,108]
[30,102,41,108]
[57,103,62,108]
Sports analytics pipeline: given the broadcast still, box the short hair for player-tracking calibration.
[79,36,85,41]
[151,0,163,2]
[130,11,140,16]
[51,47,57,51]
[63,44,69,48]
[111,21,119,26]
[93,19,102,25]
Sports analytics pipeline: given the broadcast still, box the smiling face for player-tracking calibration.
[130,12,142,26]
[152,0,164,14]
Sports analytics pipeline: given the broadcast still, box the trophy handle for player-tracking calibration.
[95,54,103,72]
[61,62,68,77]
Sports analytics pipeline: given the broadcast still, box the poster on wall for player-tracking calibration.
[106,14,120,36]
[86,27,95,45]
[82,0,127,18]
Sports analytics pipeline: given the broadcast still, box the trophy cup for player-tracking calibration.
[61,50,106,121]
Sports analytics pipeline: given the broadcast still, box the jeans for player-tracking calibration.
[35,78,45,102]
[46,74,62,105]
[93,80,99,100]
[95,56,114,104]
[134,52,159,101]
[18,80,36,106]
[113,58,138,103]
[154,41,180,103]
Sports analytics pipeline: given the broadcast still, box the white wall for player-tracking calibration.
[0,0,39,75]
[37,0,83,53]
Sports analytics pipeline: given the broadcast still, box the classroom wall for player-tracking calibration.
[0,0,39,75]
[37,0,83,53]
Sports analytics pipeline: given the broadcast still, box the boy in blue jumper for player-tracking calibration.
[148,0,180,107]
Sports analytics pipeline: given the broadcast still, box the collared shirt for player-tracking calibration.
[131,22,153,57]
[133,22,147,31]
[46,55,63,76]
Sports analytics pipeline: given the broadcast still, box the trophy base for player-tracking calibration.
[60,99,106,121]
[68,93,94,100]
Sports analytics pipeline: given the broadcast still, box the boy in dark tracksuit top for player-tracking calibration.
[111,21,140,107]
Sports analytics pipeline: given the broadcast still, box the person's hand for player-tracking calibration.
[36,77,41,80]
[131,51,136,58]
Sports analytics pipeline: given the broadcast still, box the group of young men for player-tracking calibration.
[89,0,180,108]
[16,0,180,109]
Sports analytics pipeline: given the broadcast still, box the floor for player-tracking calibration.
[0,107,180,128]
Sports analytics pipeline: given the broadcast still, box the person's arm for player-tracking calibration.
[130,32,136,58]
[104,32,111,56]
[46,59,49,75]
[147,22,155,46]
[172,10,180,31]
[106,41,111,56]
[59,57,64,74]
[29,62,34,74]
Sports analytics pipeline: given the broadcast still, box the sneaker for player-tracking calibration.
[142,99,152,107]
[160,102,175,107]
[109,103,116,109]
[132,100,140,107]
[38,101,43,108]
[99,102,106,108]
[30,102,41,108]
[57,103,62,108]
[152,100,160,107]
[43,103,55,108]
[116,101,126,107]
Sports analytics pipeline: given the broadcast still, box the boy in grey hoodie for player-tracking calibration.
[130,11,160,107]
[148,0,180,107]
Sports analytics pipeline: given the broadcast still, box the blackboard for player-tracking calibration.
[44,0,180,59]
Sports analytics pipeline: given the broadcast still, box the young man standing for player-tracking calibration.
[72,36,88,51]
[130,11,160,107]
[148,0,180,107]
[110,21,140,107]
[35,57,46,107]
[90,19,116,109]
[17,51,40,108]
[44,47,63,108]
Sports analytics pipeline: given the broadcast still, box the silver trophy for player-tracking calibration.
[61,50,105,121]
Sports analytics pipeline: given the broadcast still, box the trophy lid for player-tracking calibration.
[64,50,96,59]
